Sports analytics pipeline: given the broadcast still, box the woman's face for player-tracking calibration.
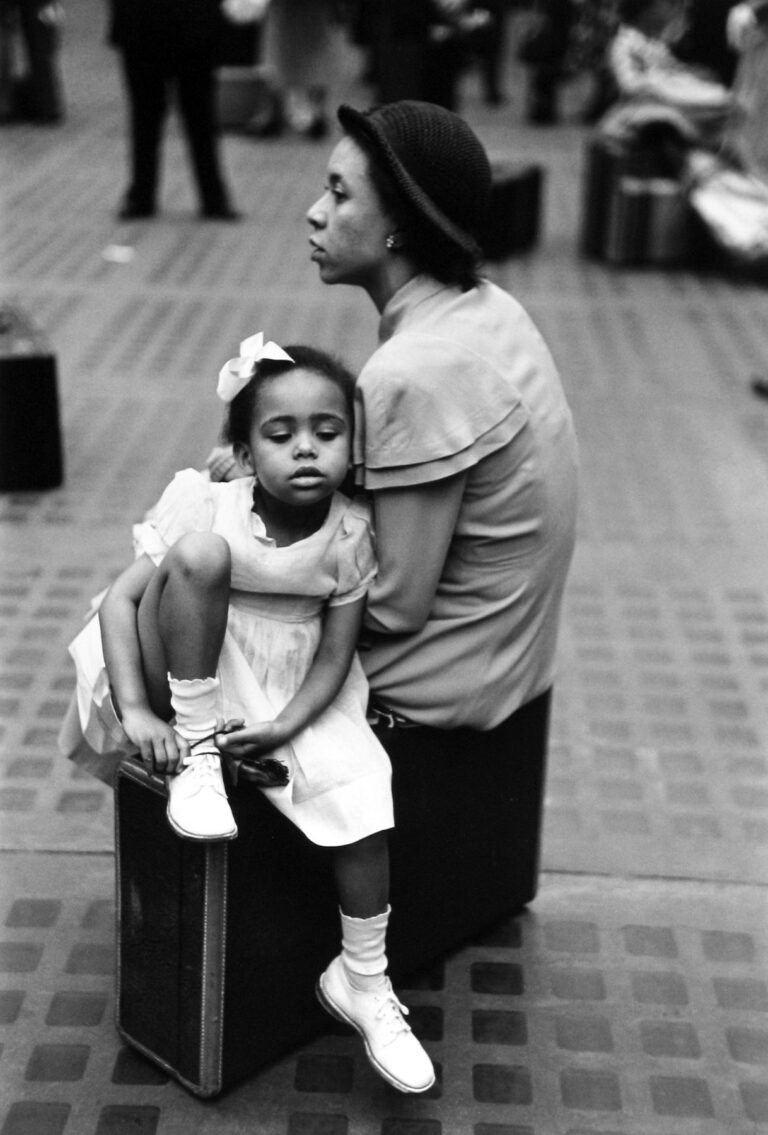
[307,135,396,296]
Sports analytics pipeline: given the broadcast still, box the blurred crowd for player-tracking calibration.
[1,0,766,250]
[1,0,765,138]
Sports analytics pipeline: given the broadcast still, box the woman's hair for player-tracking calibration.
[353,131,483,291]
[223,345,356,448]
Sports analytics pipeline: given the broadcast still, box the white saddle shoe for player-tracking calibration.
[166,752,237,841]
[317,955,435,1094]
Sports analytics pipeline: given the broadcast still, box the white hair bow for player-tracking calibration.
[216,332,294,403]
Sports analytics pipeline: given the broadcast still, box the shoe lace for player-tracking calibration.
[374,985,412,1043]
[179,749,221,792]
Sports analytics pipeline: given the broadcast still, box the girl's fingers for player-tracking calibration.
[150,739,171,775]
[216,717,245,735]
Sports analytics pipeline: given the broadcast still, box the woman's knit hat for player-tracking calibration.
[337,100,492,259]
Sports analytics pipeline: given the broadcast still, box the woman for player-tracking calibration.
[207,99,577,1094]
[306,99,579,733]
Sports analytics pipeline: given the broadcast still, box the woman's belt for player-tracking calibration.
[366,700,422,730]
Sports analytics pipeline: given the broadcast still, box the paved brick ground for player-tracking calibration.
[1,3,768,1132]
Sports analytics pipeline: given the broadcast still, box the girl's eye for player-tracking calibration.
[317,429,340,441]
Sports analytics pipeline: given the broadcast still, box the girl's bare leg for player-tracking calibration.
[332,831,390,918]
[136,532,231,720]
[135,532,236,841]
[320,830,435,1093]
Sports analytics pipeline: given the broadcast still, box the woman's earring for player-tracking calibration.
[385,234,398,250]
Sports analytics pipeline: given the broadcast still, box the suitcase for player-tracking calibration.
[580,136,693,266]
[642,177,692,265]
[580,136,658,259]
[0,306,63,491]
[480,162,544,261]
[603,174,693,266]
[116,688,551,1097]
[603,176,651,265]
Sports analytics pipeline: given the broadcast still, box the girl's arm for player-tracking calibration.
[100,555,190,772]
[216,595,365,756]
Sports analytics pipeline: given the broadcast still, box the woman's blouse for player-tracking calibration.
[353,274,579,730]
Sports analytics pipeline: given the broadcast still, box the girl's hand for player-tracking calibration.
[120,706,190,775]
[214,720,287,757]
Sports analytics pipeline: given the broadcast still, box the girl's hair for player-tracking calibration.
[223,345,356,448]
[353,131,482,291]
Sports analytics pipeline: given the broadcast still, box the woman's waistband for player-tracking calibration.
[366,699,422,730]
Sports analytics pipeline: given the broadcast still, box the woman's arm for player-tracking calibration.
[216,595,365,757]
[100,555,189,771]
[363,470,467,635]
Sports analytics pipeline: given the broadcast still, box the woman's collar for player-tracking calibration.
[378,274,452,343]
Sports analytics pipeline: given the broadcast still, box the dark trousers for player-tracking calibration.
[120,45,229,212]
[0,0,64,120]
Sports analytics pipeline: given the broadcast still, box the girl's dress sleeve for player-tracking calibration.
[328,499,378,608]
[132,469,216,563]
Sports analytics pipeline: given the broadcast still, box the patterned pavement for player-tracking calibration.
[1,3,768,1132]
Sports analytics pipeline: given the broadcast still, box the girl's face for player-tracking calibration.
[235,368,351,509]
[307,135,396,296]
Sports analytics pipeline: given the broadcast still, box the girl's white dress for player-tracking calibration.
[60,470,394,847]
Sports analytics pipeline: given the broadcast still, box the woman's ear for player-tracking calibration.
[233,442,255,474]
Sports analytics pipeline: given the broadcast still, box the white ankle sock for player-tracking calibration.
[340,906,391,993]
[168,674,221,760]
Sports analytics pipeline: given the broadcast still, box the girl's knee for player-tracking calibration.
[165,532,231,589]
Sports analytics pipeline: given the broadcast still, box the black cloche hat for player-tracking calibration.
[337,100,492,259]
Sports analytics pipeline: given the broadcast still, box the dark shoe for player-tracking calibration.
[117,201,156,220]
[200,205,242,221]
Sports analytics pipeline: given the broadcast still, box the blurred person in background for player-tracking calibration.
[109,0,239,220]
[566,0,620,122]
[517,0,576,124]
[725,0,768,176]
[0,0,65,123]
[600,0,733,152]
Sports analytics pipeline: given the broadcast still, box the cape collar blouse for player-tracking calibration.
[353,274,579,730]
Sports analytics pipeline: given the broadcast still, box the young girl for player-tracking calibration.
[61,334,435,1095]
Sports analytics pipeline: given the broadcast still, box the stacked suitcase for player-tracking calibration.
[116,689,552,1097]
[580,135,693,267]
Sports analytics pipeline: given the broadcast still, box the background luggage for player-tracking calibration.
[580,135,693,265]
[481,162,544,260]
[116,688,552,1097]
[0,305,63,491]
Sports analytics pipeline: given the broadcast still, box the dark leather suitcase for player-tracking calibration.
[580,135,693,266]
[480,162,544,261]
[116,688,551,1097]
[0,306,63,490]
[603,175,650,265]
[580,136,658,260]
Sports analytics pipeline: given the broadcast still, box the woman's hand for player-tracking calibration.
[120,706,190,775]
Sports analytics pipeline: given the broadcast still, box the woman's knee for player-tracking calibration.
[163,532,231,591]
